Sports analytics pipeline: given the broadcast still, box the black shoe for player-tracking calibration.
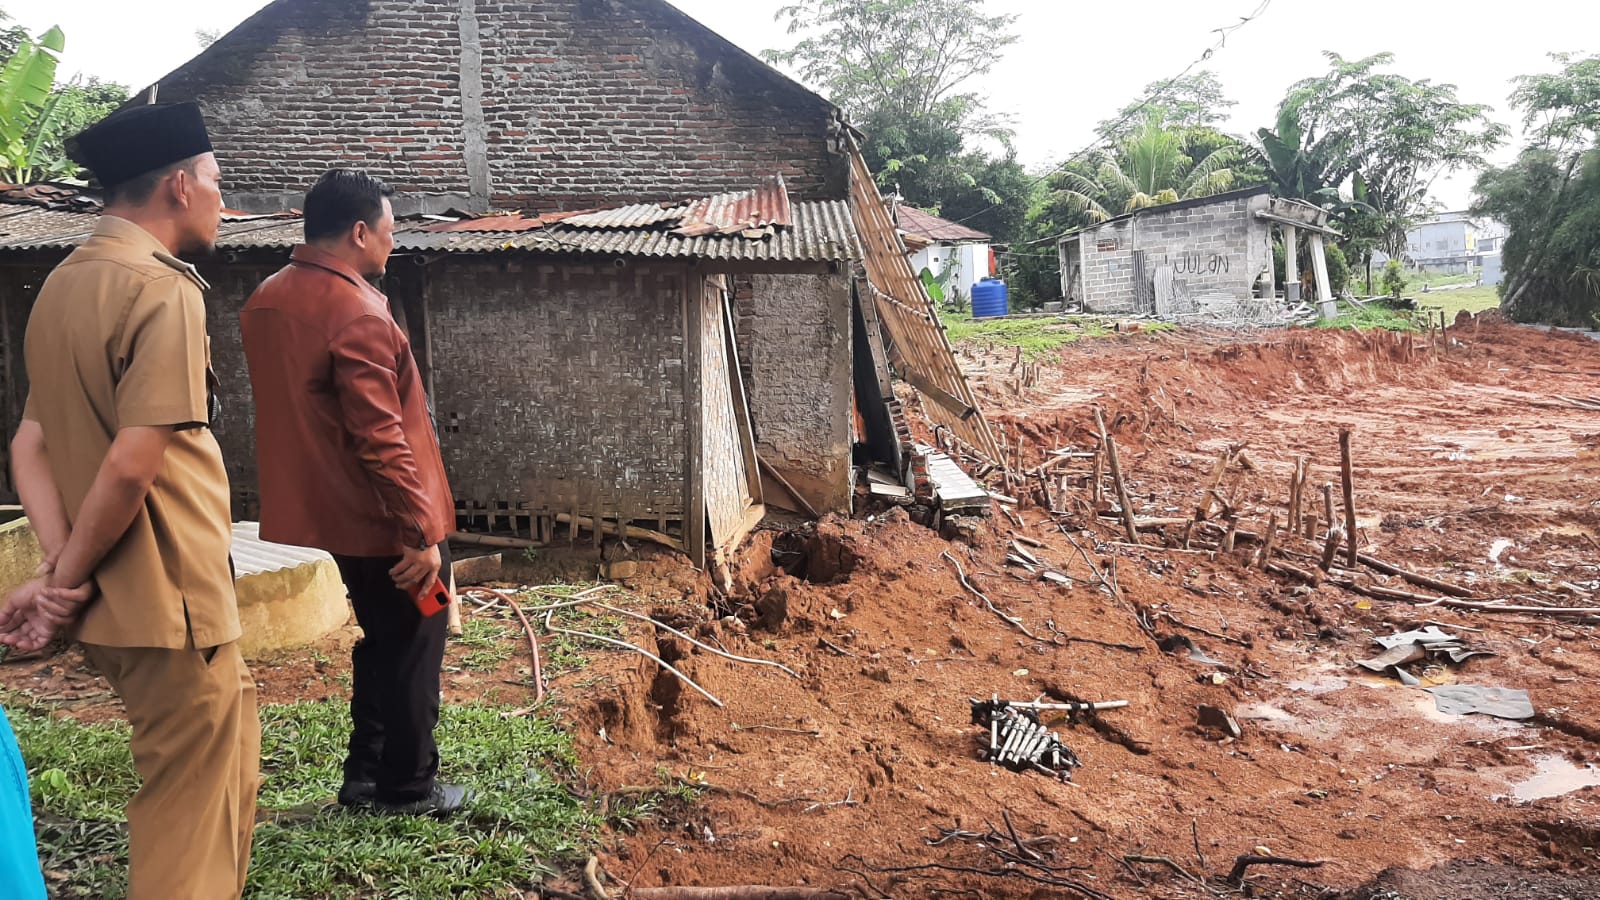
[337,780,377,807]
[373,783,474,818]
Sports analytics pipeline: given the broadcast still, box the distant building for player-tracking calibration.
[1054,187,1332,317]
[893,205,993,305]
[1374,212,1509,274]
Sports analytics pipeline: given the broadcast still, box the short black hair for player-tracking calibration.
[303,169,394,243]
[103,156,202,208]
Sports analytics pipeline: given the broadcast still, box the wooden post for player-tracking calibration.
[1283,225,1301,303]
[1321,483,1335,537]
[1310,233,1334,308]
[1320,527,1343,572]
[446,565,462,636]
[1339,429,1358,567]
[1196,448,1230,522]
[1091,450,1104,508]
[1287,457,1306,535]
[1221,517,1239,554]
[1304,511,1318,541]
[1095,406,1139,544]
[1257,513,1278,569]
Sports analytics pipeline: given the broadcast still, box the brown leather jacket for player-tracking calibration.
[240,245,453,556]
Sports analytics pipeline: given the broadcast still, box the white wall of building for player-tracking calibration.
[910,241,991,304]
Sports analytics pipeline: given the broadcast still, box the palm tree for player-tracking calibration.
[1052,112,1242,223]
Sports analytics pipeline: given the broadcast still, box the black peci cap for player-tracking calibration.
[65,102,214,189]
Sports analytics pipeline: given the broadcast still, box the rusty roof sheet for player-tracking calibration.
[675,175,791,237]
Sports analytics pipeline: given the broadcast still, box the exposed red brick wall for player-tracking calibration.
[152,0,847,209]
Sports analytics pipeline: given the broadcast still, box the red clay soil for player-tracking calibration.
[573,316,1600,898]
[8,316,1600,899]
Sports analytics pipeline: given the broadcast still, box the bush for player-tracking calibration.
[1324,242,1351,296]
[1382,259,1408,298]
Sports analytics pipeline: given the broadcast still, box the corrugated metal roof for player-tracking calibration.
[675,175,791,236]
[0,191,861,263]
[563,203,685,229]
[230,522,333,577]
[392,199,857,262]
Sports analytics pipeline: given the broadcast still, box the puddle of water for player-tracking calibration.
[1512,756,1600,802]
[1286,674,1349,694]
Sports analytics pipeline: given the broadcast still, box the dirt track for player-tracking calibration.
[578,316,1600,897]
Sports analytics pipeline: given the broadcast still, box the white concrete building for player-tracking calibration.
[893,205,993,306]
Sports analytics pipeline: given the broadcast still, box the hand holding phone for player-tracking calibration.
[413,574,451,618]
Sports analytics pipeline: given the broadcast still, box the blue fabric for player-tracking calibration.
[0,706,46,899]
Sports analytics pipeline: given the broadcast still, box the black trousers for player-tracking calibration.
[332,543,451,803]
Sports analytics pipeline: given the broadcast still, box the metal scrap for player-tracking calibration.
[969,697,1081,779]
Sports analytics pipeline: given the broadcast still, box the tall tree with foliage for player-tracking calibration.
[1472,53,1600,325]
[1254,52,1505,293]
[1096,70,1237,143]
[766,0,1031,241]
[1051,112,1244,222]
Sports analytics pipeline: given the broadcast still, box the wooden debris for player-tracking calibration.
[1356,554,1480,598]
[554,514,682,552]
[1320,527,1344,572]
[1227,854,1325,886]
[450,531,542,549]
[1255,513,1279,570]
[1095,406,1140,544]
[1266,561,1320,585]
[628,888,850,899]
[1339,429,1358,567]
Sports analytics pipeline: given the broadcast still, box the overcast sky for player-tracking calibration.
[5,0,1584,209]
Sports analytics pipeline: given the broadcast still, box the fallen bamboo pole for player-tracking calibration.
[1266,560,1320,585]
[1339,581,1600,618]
[1095,406,1139,544]
[758,457,820,520]
[1356,554,1480,598]
[450,531,544,549]
[1339,429,1358,567]
[554,513,683,552]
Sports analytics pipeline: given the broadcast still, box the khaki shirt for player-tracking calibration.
[22,216,240,649]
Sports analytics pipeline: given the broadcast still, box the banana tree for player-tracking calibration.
[0,25,66,184]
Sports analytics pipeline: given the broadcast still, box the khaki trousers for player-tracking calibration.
[84,640,260,900]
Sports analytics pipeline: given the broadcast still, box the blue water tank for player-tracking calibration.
[971,277,1009,318]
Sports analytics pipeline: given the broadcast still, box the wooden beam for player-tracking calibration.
[684,268,707,568]
[901,370,978,421]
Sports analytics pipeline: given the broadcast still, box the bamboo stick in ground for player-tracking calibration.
[1322,483,1335,537]
[1320,527,1343,572]
[1221,517,1239,553]
[1095,406,1139,544]
[1304,511,1318,541]
[1339,429,1358,567]
[1091,449,1104,508]
[1195,448,1230,521]
[1256,513,1279,569]
[1287,459,1303,535]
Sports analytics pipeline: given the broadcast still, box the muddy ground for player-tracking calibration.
[8,315,1600,898]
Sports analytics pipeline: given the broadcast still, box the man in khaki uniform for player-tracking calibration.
[0,103,260,899]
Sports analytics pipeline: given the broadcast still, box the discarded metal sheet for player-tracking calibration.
[1359,627,1492,684]
[1425,685,1535,720]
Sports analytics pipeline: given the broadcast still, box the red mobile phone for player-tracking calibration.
[413,574,451,617]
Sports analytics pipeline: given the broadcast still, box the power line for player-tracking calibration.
[949,0,1273,230]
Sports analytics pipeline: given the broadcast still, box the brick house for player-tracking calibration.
[0,0,886,569]
[1058,187,1278,316]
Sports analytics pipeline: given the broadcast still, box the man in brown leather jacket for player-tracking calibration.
[240,169,468,816]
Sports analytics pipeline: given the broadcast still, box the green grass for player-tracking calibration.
[450,617,515,671]
[1310,301,1424,332]
[939,310,1171,360]
[5,678,656,897]
[1414,284,1502,320]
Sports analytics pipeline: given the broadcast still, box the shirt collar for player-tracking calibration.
[92,215,173,257]
[289,244,373,289]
